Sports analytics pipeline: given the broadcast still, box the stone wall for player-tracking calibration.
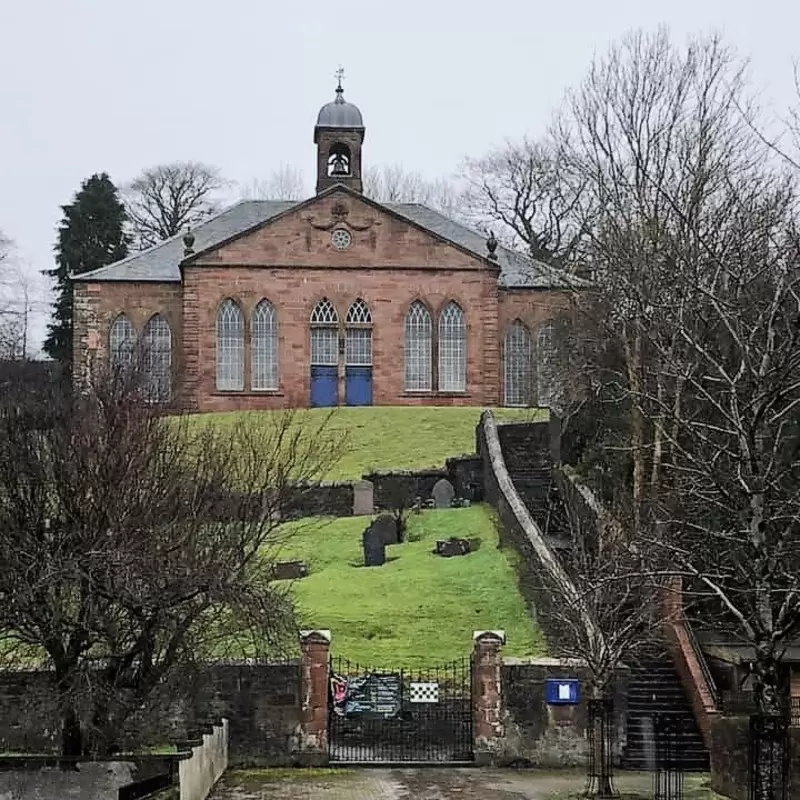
[0,663,302,768]
[178,719,228,800]
[478,415,578,652]
[498,659,629,767]
[365,454,484,508]
[710,716,800,800]
[0,756,176,800]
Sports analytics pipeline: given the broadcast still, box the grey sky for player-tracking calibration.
[1,0,798,354]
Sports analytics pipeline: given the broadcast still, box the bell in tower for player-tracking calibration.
[314,69,365,194]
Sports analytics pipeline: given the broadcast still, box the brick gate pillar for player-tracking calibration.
[472,630,506,764]
[298,629,331,764]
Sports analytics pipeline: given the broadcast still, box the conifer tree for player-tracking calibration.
[44,173,129,368]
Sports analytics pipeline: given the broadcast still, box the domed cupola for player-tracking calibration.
[314,70,365,194]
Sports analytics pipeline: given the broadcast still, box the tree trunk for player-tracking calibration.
[587,684,615,799]
[60,702,83,759]
[626,331,647,536]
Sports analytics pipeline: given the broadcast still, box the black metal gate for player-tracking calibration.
[749,714,789,800]
[653,713,685,800]
[328,655,473,763]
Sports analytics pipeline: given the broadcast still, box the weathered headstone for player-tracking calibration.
[371,513,399,545]
[352,480,374,516]
[435,538,471,557]
[362,526,386,567]
[272,560,309,580]
[432,478,456,509]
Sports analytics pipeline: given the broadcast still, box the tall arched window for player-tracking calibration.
[251,299,278,391]
[310,298,339,366]
[504,320,532,406]
[142,314,171,402]
[404,301,432,391]
[438,301,466,392]
[109,314,136,371]
[217,299,244,391]
[537,321,557,407]
[345,298,372,366]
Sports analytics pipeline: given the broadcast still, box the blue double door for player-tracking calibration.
[310,365,373,407]
[310,329,373,408]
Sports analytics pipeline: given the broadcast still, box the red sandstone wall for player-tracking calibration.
[73,280,183,393]
[181,266,499,412]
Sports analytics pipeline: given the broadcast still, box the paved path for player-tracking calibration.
[209,767,667,800]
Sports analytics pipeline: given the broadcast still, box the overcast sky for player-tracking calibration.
[1,0,799,354]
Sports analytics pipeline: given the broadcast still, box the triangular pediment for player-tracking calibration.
[185,186,494,271]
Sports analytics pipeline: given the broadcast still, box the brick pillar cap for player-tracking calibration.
[300,629,332,644]
[473,630,506,645]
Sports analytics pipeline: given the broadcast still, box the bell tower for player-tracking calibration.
[314,69,365,194]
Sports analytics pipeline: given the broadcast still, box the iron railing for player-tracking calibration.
[653,713,685,800]
[722,692,798,723]
[682,618,720,709]
[749,714,789,800]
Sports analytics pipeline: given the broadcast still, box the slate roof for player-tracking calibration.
[74,194,574,289]
[74,200,297,283]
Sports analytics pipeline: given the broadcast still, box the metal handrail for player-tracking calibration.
[683,617,720,709]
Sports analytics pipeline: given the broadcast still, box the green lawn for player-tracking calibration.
[275,505,545,666]
[192,406,544,481]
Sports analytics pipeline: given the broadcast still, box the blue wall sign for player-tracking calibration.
[545,678,580,705]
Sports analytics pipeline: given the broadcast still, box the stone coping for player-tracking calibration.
[501,656,631,670]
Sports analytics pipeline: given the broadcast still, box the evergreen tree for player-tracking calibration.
[44,173,129,368]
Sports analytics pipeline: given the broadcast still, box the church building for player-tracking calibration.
[72,81,573,411]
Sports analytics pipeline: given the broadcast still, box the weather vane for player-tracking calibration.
[335,66,345,90]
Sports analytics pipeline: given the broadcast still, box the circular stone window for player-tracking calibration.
[331,228,352,251]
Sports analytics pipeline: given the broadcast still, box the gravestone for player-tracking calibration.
[352,480,374,516]
[362,526,386,567]
[272,560,308,580]
[371,513,399,545]
[435,538,471,557]
[432,478,455,509]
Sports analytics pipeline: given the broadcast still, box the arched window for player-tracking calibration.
[504,321,532,406]
[109,314,136,371]
[310,298,339,366]
[438,302,466,392]
[252,300,278,391]
[217,299,244,391]
[327,143,351,177]
[404,301,432,391]
[142,314,171,402]
[345,298,372,366]
[537,321,557,407]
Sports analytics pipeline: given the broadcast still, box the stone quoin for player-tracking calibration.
[72,77,579,410]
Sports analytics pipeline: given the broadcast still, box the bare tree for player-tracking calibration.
[124,162,229,249]
[0,233,48,360]
[363,163,463,219]
[461,138,589,265]
[542,472,663,797]
[555,29,761,534]
[239,164,307,201]
[0,363,346,756]
[555,27,800,746]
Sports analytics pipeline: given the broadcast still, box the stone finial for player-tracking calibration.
[300,629,332,645]
[474,630,506,645]
[183,227,196,257]
[486,230,498,261]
